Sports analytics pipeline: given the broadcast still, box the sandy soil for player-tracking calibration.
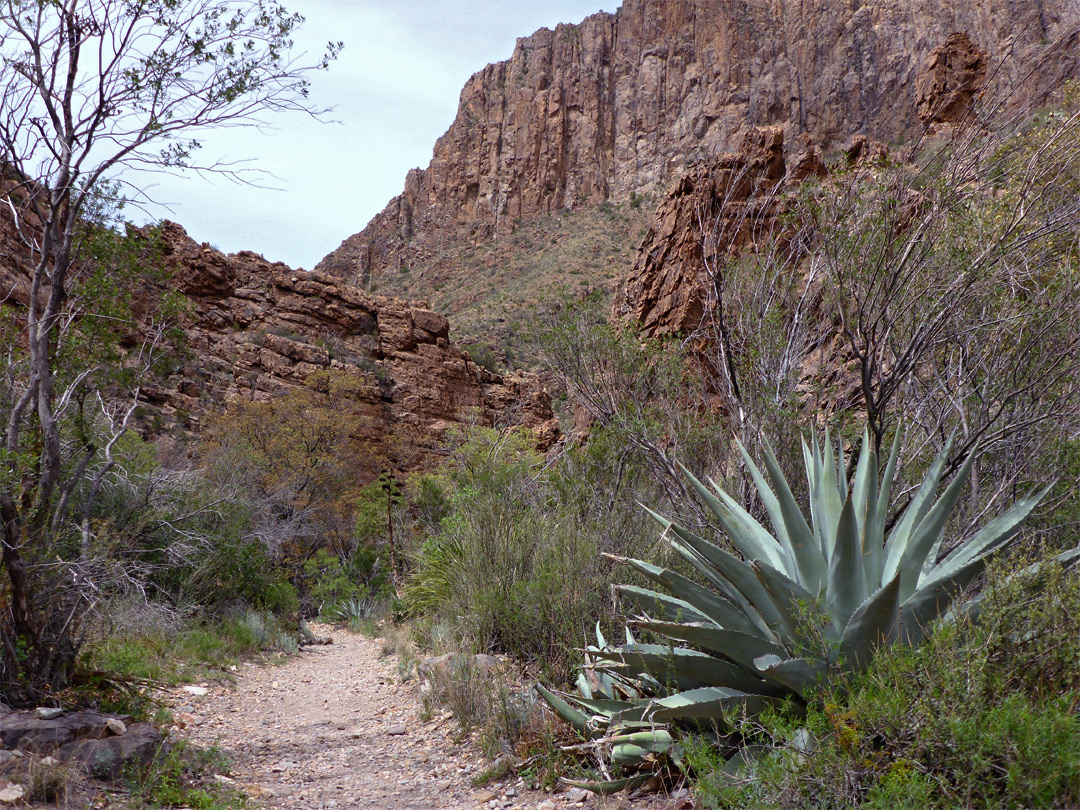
[168,628,685,810]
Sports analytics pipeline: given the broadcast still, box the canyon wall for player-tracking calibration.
[317,0,1080,287]
[150,223,557,471]
[0,210,557,476]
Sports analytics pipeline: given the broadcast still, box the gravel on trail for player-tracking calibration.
[169,627,685,810]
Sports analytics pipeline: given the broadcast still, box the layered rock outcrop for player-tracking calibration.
[317,0,1080,288]
[613,125,825,337]
[915,32,989,128]
[0,202,557,473]
[148,222,556,469]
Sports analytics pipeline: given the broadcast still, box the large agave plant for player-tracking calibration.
[539,429,1058,780]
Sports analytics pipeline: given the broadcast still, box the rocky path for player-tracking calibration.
[170,628,680,810]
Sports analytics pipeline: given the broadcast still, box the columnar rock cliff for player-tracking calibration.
[613,28,1013,340]
[317,0,1080,287]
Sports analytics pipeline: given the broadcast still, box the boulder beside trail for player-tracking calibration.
[0,709,164,777]
[59,723,163,777]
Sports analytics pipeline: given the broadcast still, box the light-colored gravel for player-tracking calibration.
[169,628,683,810]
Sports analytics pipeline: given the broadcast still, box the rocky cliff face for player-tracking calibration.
[613,24,1032,340]
[612,125,826,337]
[0,211,557,474]
[147,223,557,470]
[317,0,1080,288]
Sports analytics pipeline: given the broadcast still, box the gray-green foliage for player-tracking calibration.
[534,293,732,527]
[540,429,1067,776]
[328,596,383,632]
[691,554,1080,809]
[405,425,663,681]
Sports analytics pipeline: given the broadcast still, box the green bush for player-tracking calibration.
[82,611,298,685]
[180,536,284,611]
[406,426,661,682]
[125,740,244,809]
[257,580,300,616]
[302,547,388,618]
[693,551,1080,809]
[464,343,501,373]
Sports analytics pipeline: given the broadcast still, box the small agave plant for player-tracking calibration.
[329,596,381,627]
[538,429,1061,787]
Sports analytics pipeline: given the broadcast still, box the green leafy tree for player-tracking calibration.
[0,0,339,702]
[207,371,366,563]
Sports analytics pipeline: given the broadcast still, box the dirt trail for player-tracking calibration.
[170,628,677,810]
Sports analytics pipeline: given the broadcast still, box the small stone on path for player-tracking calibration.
[0,782,24,804]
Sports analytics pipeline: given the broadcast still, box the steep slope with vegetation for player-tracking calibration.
[368,198,652,360]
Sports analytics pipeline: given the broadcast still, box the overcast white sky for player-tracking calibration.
[137,1,622,270]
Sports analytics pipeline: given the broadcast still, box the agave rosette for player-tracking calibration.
[539,429,1057,772]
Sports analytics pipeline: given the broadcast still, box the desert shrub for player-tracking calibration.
[68,429,300,622]
[126,740,243,809]
[83,609,297,686]
[203,369,415,613]
[419,655,536,755]
[464,342,501,373]
[178,535,283,610]
[406,426,662,682]
[693,551,1080,809]
[533,293,739,530]
[21,756,80,805]
[416,652,577,785]
[257,580,301,616]
[301,548,388,618]
[57,426,306,696]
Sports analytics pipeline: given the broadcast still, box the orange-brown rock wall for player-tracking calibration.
[317,0,1080,287]
[612,125,805,337]
[152,222,557,471]
[0,214,556,477]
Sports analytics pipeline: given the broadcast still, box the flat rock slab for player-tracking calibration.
[0,710,124,752]
[59,724,163,777]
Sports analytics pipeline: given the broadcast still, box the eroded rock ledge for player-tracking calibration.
[147,221,558,470]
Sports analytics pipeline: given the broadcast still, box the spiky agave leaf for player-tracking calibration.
[538,428,1063,780]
